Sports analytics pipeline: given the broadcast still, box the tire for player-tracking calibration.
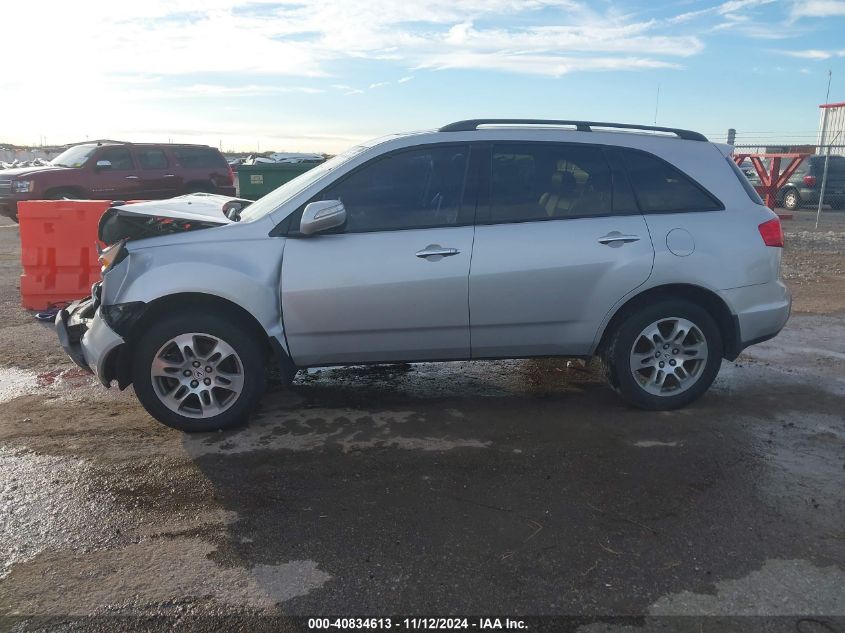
[131,312,267,432]
[184,182,214,194]
[781,188,801,211]
[604,300,723,411]
[46,188,83,200]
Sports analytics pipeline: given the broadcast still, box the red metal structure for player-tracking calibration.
[732,152,810,209]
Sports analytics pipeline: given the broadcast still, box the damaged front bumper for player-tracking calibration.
[55,295,125,387]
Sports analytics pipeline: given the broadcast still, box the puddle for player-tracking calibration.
[632,440,682,448]
[0,366,97,404]
[0,446,129,579]
[2,537,332,615]
[184,407,491,456]
[649,559,845,616]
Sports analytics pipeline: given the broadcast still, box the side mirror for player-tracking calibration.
[222,199,251,221]
[95,160,112,171]
[300,200,346,236]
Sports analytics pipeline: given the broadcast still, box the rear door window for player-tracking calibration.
[171,147,227,169]
[136,149,169,169]
[621,149,722,213]
[488,143,616,223]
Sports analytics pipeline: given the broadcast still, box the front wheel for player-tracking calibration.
[604,300,723,410]
[132,313,266,431]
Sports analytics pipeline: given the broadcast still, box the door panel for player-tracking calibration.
[470,216,654,358]
[281,227,474,366]
[88,148,142,199]
[133,148,180,198]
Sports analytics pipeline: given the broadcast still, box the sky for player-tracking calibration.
[2,0,845,153]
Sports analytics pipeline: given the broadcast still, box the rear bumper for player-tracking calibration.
[721,281,791,358]
[56,299,125,386]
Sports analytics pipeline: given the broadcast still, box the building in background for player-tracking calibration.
[818,101,845,157]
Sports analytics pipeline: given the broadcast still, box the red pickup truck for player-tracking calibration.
[0,141,236,222]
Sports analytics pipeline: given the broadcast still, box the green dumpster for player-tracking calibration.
[236,162,322,200]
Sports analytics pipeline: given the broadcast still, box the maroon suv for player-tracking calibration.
[0,141,235,221]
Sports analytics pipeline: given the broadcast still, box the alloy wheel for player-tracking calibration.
[150,332,244,418]
[629,317,708,396]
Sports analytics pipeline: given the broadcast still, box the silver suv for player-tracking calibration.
[56,119,791,432]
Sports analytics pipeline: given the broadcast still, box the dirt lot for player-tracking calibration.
[0,210,844,631]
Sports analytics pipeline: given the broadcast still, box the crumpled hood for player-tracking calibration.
[98,193,252,245]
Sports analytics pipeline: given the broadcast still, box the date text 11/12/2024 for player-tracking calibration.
[308,618,528,630]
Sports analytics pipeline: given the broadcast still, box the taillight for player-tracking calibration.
[803,175,817,187]
[758,218,784,248]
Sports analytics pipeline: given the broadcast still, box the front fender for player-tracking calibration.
[109,236,286,344]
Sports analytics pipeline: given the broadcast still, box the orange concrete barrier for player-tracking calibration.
[18,200,113,310]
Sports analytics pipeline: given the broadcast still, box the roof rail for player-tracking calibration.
[438,119,708,141]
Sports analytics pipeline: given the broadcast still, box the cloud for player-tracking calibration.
[368,82,390,89]
[398,76,414,83]
[778,49,845,59]
[4,0,706,84]
[790,0,845,18]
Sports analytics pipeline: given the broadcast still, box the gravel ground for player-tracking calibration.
[0,210,843,632]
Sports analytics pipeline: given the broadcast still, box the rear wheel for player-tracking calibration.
[604,300,722,410]
[781,188,801,210]
[132,313,266,431]
[184,182,214,194]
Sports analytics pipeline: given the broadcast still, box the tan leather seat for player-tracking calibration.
[538,171,577,216]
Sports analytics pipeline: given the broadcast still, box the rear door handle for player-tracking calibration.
[125,175,139,180]
[598,232,640,246]
[416,246,460,258]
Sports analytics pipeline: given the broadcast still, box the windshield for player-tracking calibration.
[238,145,369,222]
[51,145,97,168]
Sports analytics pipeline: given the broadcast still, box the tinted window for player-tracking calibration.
[172,147,227,168]
[98,148,134,170]
[622,149,721,212]
[137,148,169,169]
[810,155,845,176]
[489,143,615,223]
[321,145,469,233]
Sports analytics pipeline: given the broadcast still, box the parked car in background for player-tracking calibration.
[739,155,845,210]
[0,141,235,222]
[56,119,790,432]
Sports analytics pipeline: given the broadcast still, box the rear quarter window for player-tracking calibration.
[171,147,227,169]
[621,148,722,213]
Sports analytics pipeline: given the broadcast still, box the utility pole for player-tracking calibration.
[815,70,834,229]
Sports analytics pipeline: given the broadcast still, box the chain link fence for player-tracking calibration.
[731,144,845,213]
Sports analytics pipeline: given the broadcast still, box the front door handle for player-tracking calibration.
[125,175,140,180]
[416,245,460,259]
[598,232,640,246]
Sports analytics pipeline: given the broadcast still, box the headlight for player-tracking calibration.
[97,240,127,272]
[101,301,146,336]
[12,179,34,193]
